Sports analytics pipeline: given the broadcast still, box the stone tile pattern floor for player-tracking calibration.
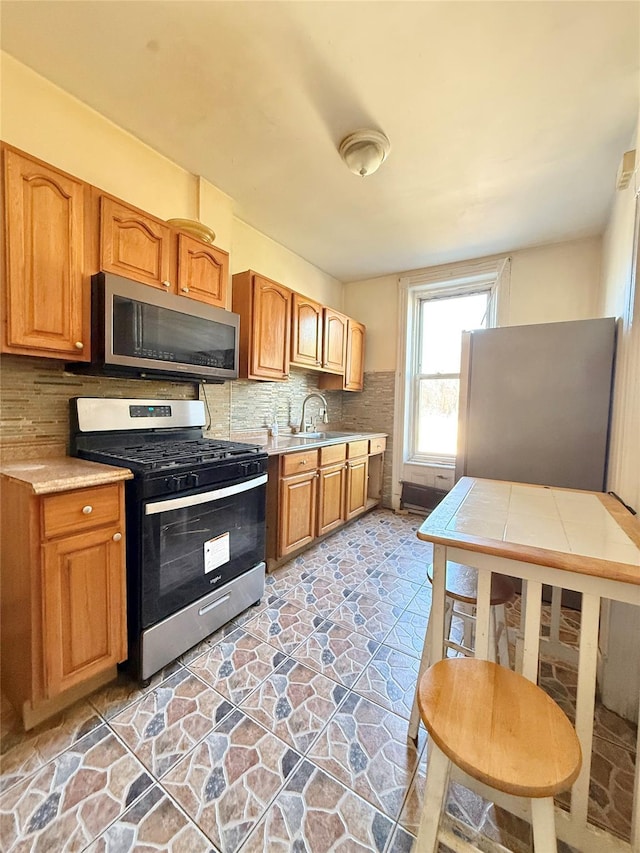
[0,508,637,852]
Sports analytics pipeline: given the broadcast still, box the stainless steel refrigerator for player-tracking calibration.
[454,317,616,609]
[455,317,616,490]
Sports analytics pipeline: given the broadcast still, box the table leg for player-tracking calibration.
[570,593,600,826]
[408,543,447,741]
[473,569,492,661]
[521,580,542,683]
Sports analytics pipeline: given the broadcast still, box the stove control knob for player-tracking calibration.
[167,474,188,492]
[188,472,200,488]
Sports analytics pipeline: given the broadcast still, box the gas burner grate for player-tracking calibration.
[90,438,262,470]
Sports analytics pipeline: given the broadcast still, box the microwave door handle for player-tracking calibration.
[134,302,143,352]
[144,473,267,516]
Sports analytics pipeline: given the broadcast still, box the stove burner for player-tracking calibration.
[94,438,262,471]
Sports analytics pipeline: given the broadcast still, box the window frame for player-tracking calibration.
[391,256,510,510]
[410,283,494,465]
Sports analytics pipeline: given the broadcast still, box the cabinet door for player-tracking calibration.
[176,233,228,308]
[100,196,172,290]
[317,462,347,536]
[3,148,87,358]
[322,309,347,373]
[42,526,127,698]
[344,320,365,391]
[291,293,323,367]
[251,275,292,380]
[278,470,317,557]
[345,456,369,520]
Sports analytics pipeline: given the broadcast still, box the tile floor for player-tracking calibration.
[0,508,637,852]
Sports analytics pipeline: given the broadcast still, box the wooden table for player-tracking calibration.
[411,477,640,853]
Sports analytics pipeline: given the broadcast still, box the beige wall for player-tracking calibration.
[0,50,340,308]
[508,237,601,325]
[231,219,343,309]
[344,237,603,372]
[342,275,397,372]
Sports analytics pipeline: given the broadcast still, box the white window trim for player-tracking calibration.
[391,257,511,510]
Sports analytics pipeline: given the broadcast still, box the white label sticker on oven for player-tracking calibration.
[204,532,230,573]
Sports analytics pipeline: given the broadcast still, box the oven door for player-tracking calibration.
[140,472,266,627]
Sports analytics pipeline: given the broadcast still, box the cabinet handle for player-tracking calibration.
[112,532,122,542]
[181,287,190,293]
[74,341,84,350]
[82,505,93,515]
[300,460,307,465]
[162,280,172,288]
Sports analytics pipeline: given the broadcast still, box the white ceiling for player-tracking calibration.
[1,1,638,282]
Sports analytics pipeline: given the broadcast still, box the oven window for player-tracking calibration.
[141,483,266,627]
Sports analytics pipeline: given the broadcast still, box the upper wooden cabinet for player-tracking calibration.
[2,146,89,360]
[291,293,323,368]
[319,317,366,392]
[322,308,347,373]
[176,233,228,308]
[344,319,365,391]
[233,270,292,381]
[99,195,173,290]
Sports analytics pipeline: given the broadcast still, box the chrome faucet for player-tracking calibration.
[299,393,329,433]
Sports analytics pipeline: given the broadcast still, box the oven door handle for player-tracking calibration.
[144,473,267,515]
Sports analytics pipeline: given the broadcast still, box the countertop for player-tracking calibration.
[0,432,387,492]
[0,457,134,495]
[230,430,387,456]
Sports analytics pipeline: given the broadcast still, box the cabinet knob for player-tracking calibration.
[300,459,307,465]
[82,505,93,515]
[112,532,122,542]
[74,341,84,350]
[162,280,172,288]
[181,286,190,293]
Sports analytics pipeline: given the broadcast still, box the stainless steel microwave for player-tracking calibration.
[68,272,239,383]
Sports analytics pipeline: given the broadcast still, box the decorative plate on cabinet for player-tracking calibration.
[167,218,216,244]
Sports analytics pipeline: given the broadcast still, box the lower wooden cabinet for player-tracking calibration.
[269,438,384,564]
[0,477,128,728]
[42,526,127,697]
[345,453,369,521]
[317,461,347,536]
[279,469,318,556]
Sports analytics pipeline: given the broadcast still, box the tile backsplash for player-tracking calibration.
[0,356,342,459]
[1,357,395,506]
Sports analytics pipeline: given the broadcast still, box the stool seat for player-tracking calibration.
[427,561,516,606]
[417,658,582,799]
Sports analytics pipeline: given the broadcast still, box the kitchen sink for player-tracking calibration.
[295,431,359,440]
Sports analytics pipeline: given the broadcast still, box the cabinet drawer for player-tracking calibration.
[281,449,319,476]
[347,440,369,459]
[43,485,121,539]
[369,437,387,455]
[319,443,346,467]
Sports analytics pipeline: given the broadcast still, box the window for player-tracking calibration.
[414,290,490,461]
[393,259,510,503]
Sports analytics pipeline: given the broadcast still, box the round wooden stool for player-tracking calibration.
[426,561,515,665]
[415,658,582,852]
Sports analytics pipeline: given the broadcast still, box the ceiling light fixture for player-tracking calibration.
[338,129,390,177]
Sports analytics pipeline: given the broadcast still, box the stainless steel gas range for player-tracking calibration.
[70,397,267,682]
